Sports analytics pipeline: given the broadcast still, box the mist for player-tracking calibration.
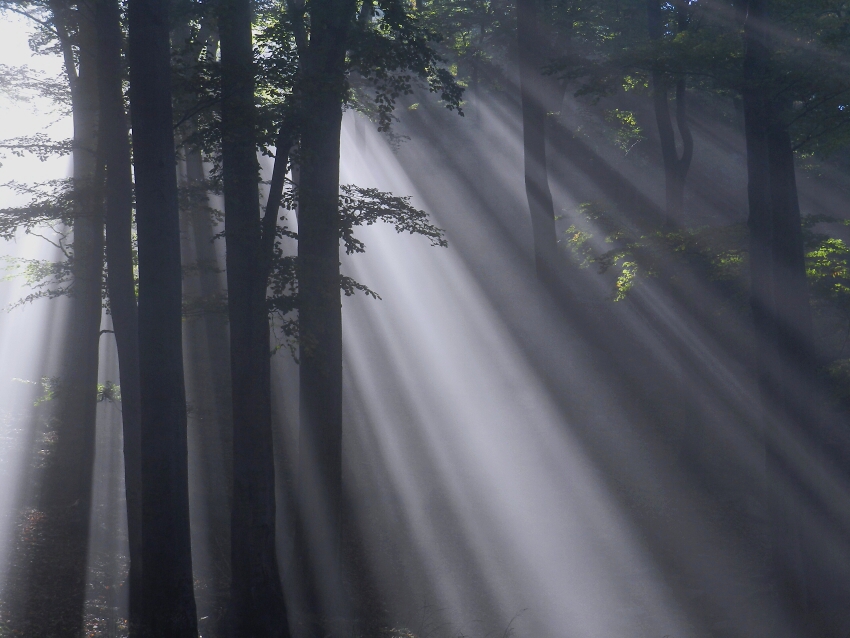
[1,2,850,638]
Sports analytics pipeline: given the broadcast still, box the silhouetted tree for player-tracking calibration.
[742,0,814,631]
[94,0,143,631]
[291,3,353,632]
[286,4,460,635]
[216,0,291,635]
[127,0,198,632]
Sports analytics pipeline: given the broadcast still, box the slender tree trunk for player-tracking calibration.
[187,151,234,458]
[517,0,558,285]
[647,0,693,225]
[295,2,355,634]
[217,1,290,636]
[176,22,233,632]
[673,77,693,215]
[127,0,198,633]
[94,0,143,632]
[742,0,814,632]
[183,145,234,634]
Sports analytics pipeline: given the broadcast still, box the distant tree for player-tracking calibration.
[516,0,565,286]
[418,0,513,107]
[646,0,693,225]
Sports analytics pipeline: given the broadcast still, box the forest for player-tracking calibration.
[0,0,849,636]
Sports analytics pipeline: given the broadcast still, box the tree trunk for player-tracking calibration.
[217,1,290,636]
[187,151,234,461]
[127,0,199,633]
[176,21,233,632]
[517,0,559,285]
[647,0,693,225]
[94,0,143,632]
[295,2,355,634]
[183,145,234,634]
[42,0,102,530]
[765,111,814,633]
[742,0,814,632]
[14,3,104,634]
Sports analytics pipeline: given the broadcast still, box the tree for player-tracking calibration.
[166,4,456,634]
[285,3,460,634]
[712,0,850,630]
[126,0,198,632]
[742,0,815,631]
[417,0,513,114]
[517,0,560,285]
[170,10,235,631]
[94,0,143,631]
[646,0,693,225]
[216,0,291,635]
[290,1,354,632]
[0,1,104,634]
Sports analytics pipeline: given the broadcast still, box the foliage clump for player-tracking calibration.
[267,182,446,357]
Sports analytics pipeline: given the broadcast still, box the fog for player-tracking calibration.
[1,6,850,638]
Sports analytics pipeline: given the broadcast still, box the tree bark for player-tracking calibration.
[647,0,693,225]
[742,0,814,632]
[127,0,199,633]
[217,0,291,636]
[517,0,559,285]
[13,3,104,634]
[94,0,143,632]
[294,1,355,634]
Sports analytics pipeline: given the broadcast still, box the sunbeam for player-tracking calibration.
[2,1,850,637]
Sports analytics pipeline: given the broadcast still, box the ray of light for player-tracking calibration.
[330,96,850,638]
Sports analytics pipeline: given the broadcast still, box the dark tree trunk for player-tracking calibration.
[765,114,815,633]
[647,0,693,225]
[765,120,813,409]
[742,0,814,632]
[217,1,290,636]
[13,3,104,634]
[517,0,559,285]
[94,0,143,632]
[294,1,355,634]
[127,0,198,634]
